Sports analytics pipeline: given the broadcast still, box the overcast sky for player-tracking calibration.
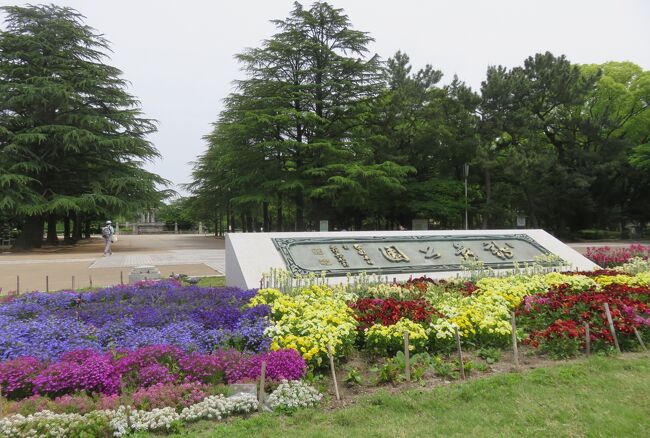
[2,0,649,196]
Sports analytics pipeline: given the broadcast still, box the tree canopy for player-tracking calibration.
[188,2,650,238]
[0,4,169,247]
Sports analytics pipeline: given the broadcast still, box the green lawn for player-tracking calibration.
[181,276,226,287]
[154,353,650,438]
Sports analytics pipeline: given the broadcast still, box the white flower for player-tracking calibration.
[267,380,323,411]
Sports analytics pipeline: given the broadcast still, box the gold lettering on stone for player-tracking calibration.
[419,246,441,260]
[483,241,514,260]
[379,245,410,263]
[352,244,374,265]
[453,242,478,261]
[329,245,349,267]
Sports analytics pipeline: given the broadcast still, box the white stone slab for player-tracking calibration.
[225,230,599,289]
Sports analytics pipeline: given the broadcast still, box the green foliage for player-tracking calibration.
[371,358,401,385]
[187,3,650,235]
[431,356,455,380]
[344,367,362,387]
[0,4,170,248]
[477,347,502,364]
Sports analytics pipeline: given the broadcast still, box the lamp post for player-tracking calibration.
[463,163,469,230]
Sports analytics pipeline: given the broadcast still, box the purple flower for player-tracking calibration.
[138,363,177,388]
[178,353,224,385]
[33,350,119,397]
[0,356,43,399]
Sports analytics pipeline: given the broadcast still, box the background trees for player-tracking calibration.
[189,1,650,238]
[0,4,168,248]
[2,2,647,243]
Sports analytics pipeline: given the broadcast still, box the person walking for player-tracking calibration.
[102,220,115,256]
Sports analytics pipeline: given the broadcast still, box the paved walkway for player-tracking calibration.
[0,234,225,294]
[0,234,644,295]
[90,249,225,272]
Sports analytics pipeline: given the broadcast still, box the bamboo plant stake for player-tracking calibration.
[603,303,621,353]
[633,327,647,351]
[511,312,520,368]
[454,327,466,380]
[403,332,411,381]
[584,322,591,357]
[258,361,266,412]
[327,344,341,400]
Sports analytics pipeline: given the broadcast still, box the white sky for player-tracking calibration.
[2,0,649,195]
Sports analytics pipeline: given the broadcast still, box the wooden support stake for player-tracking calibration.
[584,322,591,357]
[45,275,49,293]
[511,312,520,368]
[16,276,19,295]
[120,271,124,285]
[89,275,93,289]
[258,361,266,411]
[327,344,341,400]
[71,276,75,291]
[403,332,411,381]
[603,303,621,354]
[454,327,466,380]
[633,327,647,351]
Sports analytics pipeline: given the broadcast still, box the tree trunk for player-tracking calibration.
[276,195,283,232]
[246,212,254,232]
[295,192,305,231]
[15,215,45,249]
[354,215,362,231]
[84,220,91,239]
[240,212,247,232]
[482,168,492,229]
[63,215,72,243]
[72,213,82,242]
[263,201,270,232]
[46,213,58,245]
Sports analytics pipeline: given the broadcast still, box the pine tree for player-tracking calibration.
[0,5,168,248]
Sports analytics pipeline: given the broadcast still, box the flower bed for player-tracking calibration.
[0,346,306,401]
[585,243,650,267]
[250,286,357,367]
[2,269,650,435]
[0,281,271,361]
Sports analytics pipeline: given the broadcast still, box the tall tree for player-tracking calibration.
[193,1,410,231]
[0,5,168,248]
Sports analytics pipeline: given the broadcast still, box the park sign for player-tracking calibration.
[225,230,599,289]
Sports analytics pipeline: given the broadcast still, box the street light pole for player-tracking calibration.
[463,163,469,230]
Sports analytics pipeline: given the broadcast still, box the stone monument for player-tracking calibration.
[226,230,599,289]
[131,209,165,234]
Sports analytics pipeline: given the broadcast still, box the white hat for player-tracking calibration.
[106,220,112,224]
